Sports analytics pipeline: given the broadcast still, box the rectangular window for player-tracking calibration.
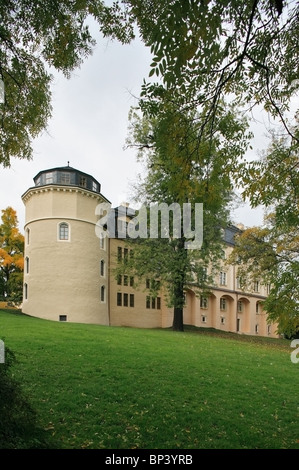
[79,176,87,188]
[61,172,71,184]
[253,281,259,292]
[221,316,225,325]
[59,315,67,322]
[267,283,271,295]
[123,275,128,286]
[117,275,122,285]
[59,223,69,241]
[117,292,122,306]
[130,294,134,307]
[146,279,150,289]
[146,296,151,309]
[92,181,98,192]
[124,248,128,263]
[130,276,134,287]
[45,172,53,184]
[157,297,161,309]
[237,301,243,313]
[117,246,122,261]
[256,302,260,314]
[201,315,206,323]
[200,296,208,309]
[220,298,227,311]
[124,293,128,307]
[151,297,156,309]
[220,272,227,286]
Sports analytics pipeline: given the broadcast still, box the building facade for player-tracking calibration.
[22,166,278,337]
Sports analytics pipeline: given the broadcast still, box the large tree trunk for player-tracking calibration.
[173,306,184,331]
[172,237,186,332]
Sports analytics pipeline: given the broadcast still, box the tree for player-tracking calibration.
[125,0,298,140]
[117,101,251,331]
[230,124,299,337]
[0,207,24,303]
[0,0,134,166]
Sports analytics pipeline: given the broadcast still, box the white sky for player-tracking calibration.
[0,22,276,232]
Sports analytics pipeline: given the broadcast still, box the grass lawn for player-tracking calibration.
[0,308,298,449]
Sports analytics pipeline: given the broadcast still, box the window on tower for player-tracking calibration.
[59,222,69,241]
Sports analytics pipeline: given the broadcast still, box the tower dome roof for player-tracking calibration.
[33,165,102,194]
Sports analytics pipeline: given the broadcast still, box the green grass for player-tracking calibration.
[0,308,298,449]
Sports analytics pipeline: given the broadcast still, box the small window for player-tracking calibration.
[25,257,29,274]
[117,292,122,306]
[46,172,53,184]
[255,324,259,334]
[237,301,243,313]
[151,297,156,309]
[100,259,105,277]
[253,281,260,292]
[24,283,28,300]
[117,275,122,285]
[201,315,206,323]
[101,285,105,302]
[200,296,208,309]
[61,172,71,184]
[267,284,271,295]
[59,315,67,322]
[124,275,128,286]
[157,297,161,310]
[124,248,128,262]
[220,271,227,286]
[26,228,30,245]
[92,181,98,192]
[124,293,128,307]
[221,316,225,325]
[146,279,150,289]
[100,236,105,250]
[220,298,227,311]
[130,277,134,287]
[256,302,260,314]
[79,176,87,188]
[59,222,69,241]
[146,296,150,309]
[117,247,122,261]
[130,294,134,307]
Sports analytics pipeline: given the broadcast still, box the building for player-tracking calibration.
[22,165,278,337]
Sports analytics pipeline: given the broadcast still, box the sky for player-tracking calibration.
[0,20,269,232]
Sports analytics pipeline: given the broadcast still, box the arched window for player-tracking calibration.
[25,257,29,274]
[24,283,28,300]
[59,222,69,241]
[100,259,105,277]
[101,285,105,302]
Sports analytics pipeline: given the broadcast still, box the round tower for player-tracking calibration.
[22,165,110,324]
